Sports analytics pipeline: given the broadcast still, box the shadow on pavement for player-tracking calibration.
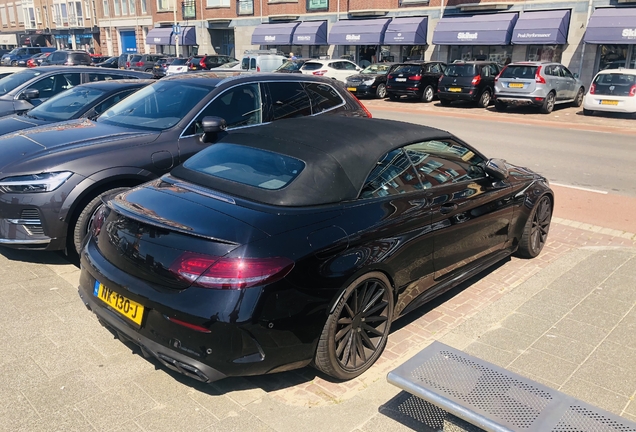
[0,246,76,266]
[574,110,635,119]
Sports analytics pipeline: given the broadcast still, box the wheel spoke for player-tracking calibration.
[356,333,367,363]
[335,324,352,342]
[343,302,355,319]
[335,328,352,358]
[363,287,384,314]
[363,323,384,336]
[364,315,388,324]
[361,281,376,310]
[360,328,376,350]
[337,317,352,325]
[363,300,388,318]
[340,331,354,365]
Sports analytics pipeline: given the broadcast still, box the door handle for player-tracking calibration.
[439,203,457,214]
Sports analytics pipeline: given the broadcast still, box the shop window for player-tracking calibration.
[526,45,562,63]
[307,0,328,12]
[449,45,511,67]
[309,45,328,59]
[597,45,633,71]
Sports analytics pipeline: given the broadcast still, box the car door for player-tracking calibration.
[551,65,566,100]
[340,61,360,82]
[405,138,513,280]
[339,147,435,318]
[178,82,264,162]
[560,66,577,100]
[18,72,82,108]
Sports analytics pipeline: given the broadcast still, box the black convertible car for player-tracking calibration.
[77,116,553,383]
[0,79,151,136]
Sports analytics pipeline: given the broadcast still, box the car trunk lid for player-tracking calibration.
[387,65,422,90]
[497,65,539,94]
[591,73,636,97]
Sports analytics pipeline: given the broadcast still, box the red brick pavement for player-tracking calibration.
[257,221,636,406]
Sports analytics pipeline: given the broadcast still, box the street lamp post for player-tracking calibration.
[173,0,180,57]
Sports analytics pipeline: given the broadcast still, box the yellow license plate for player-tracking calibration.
[600,100,619,105]
[94,281,144,326]
[449,87,462,92]
[508,83,524,88]
[347,87,357,92]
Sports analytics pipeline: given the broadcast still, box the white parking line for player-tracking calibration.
[551,183,608,194]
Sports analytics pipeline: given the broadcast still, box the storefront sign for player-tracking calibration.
[391,32,405,42]
[457,32,478,41]
[623,28,636,39]
[296,35,311,42]
[264,35,276,42]
[153,37,162,43]
[516,32,551,39]
[346,34,361,41]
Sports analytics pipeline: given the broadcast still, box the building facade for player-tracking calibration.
[0,0,634,85]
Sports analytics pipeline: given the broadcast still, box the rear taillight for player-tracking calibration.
[257,66,261,72]
[408,75,422,81]
[126,61,130,68]
[438,75,443,84]
[495,66,506,83]
[135,61,143,67]
[90,205,108,237]
[471,75,481,85]
[199,57,206,68]
[535,65,546,84]
[312,70,327,76]
[169,252,294,289]
[162,64,168,68]
[387,74,394,80]
[350,93,373,118]
[589,83,596,94]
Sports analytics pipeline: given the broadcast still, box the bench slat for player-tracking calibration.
[387,341,636,432]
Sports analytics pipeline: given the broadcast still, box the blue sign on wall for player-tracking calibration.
[120,30,137,53]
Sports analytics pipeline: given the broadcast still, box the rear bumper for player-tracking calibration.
[583,95,636,113]
[348,84,377,97]
[494,94,544,106]
[438,91,478,102]
[386,87,421,98]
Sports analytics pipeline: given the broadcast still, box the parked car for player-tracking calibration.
[0,79,151,136]
[0,73,371,254]
[75,115,553,383]
[583,68,636,116]
[241,52,288,73]
[0,66,151,117]
[152,57,174,78]
[385,61,446,102]
[165,58,189,77]
[301,59,363,83]
[117,53,137,69]
[95,57,119,68]
[188,55,237,71]
[343,63,395,99]
[41,50,93,66]
[1,47,55,66]
[494,62,585,114]
[26,52,51,68]
[275,59,310,73]
[90,55,111,65]
[437,61,500,108]
[126,54,166,72]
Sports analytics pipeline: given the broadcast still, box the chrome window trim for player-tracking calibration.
[178,79,346,139]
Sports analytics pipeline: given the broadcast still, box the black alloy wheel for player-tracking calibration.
[517,195,552,258]
[314,272,393,380]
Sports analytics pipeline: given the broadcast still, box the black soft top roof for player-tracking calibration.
[171,116,453,207]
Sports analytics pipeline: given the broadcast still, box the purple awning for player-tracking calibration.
[432,13,518,45]
[179,27,197,46]
[584,8,636,44]
[512,10,570,44]
[146,27,173,45]
[294,21,327,45]
[328,18,391,45]
[252,22,300,45]
[384,16,428,45]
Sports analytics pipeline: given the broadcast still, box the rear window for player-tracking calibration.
[594,73,636,85]
[444,64,477,77]
[171,58,187,65]
[391,64,421,75]
[302,62,324,71]
[501,65,537,79]
[182,143,305,190]
[130,55,142,62]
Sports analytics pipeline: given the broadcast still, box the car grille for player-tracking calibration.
[20,209,44,236]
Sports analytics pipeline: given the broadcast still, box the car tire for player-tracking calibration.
[145,68,153,72]
[477,90,491,108]
[421,85,434,103]
[72,187,130,255]
[572,87,585,107]
[494,100,507,111]
[540,92,556,114]
[439,98,451,106]
[516,195,552,259]
[376,83,387,99]
[314,272,394,380]
[583,108,594,116]
[11,61,17,66]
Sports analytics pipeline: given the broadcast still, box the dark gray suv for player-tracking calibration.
[126,54,166,72]
[0,73,370,254]
[41,50,92,66]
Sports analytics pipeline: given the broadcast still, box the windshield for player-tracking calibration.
[444,64,477,77]
[277,60,304,71]
[500,65,537,79]
[171,58,188,66]
[7,48,19,55]
[0,69,42,96]
[183,143,305,190]
[361,64,392,74]
[391,64,420,75]
[97,80,215,131]
[27,86,107,122]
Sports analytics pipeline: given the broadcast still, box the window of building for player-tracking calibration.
[129,0,135,15]
[448,45,512,67]
[25,7,35,28]
[16,2,23,24]
[157,0,170,11]
[237,0,253,14]
[183,0,195,19]
[35,7,41,24]
[141,0,147,14]
[42,5,47,25]
[85,1,91,18]
[75,2,83,21]
[8,5,15,25]
[121,0,128,14]
[102,0,108,16]
[307,0,328,12]
[0,7,6,27]
[207,0,230,7]
[114,0,121,15]
[526,45,562,63]
[60,3,68,24]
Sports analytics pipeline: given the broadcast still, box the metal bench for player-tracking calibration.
[387,341,636,432]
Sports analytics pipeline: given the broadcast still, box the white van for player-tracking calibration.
[241,51,287,72]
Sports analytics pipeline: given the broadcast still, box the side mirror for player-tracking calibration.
[200,116,227,143]
[22,89,40,100]
[573,73,579,79]
[484,158,509,180]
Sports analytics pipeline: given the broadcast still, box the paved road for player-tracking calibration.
[371,107,636,198]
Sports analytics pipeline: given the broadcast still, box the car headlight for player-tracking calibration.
[0,171,73,193]
[363,79,376,86]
